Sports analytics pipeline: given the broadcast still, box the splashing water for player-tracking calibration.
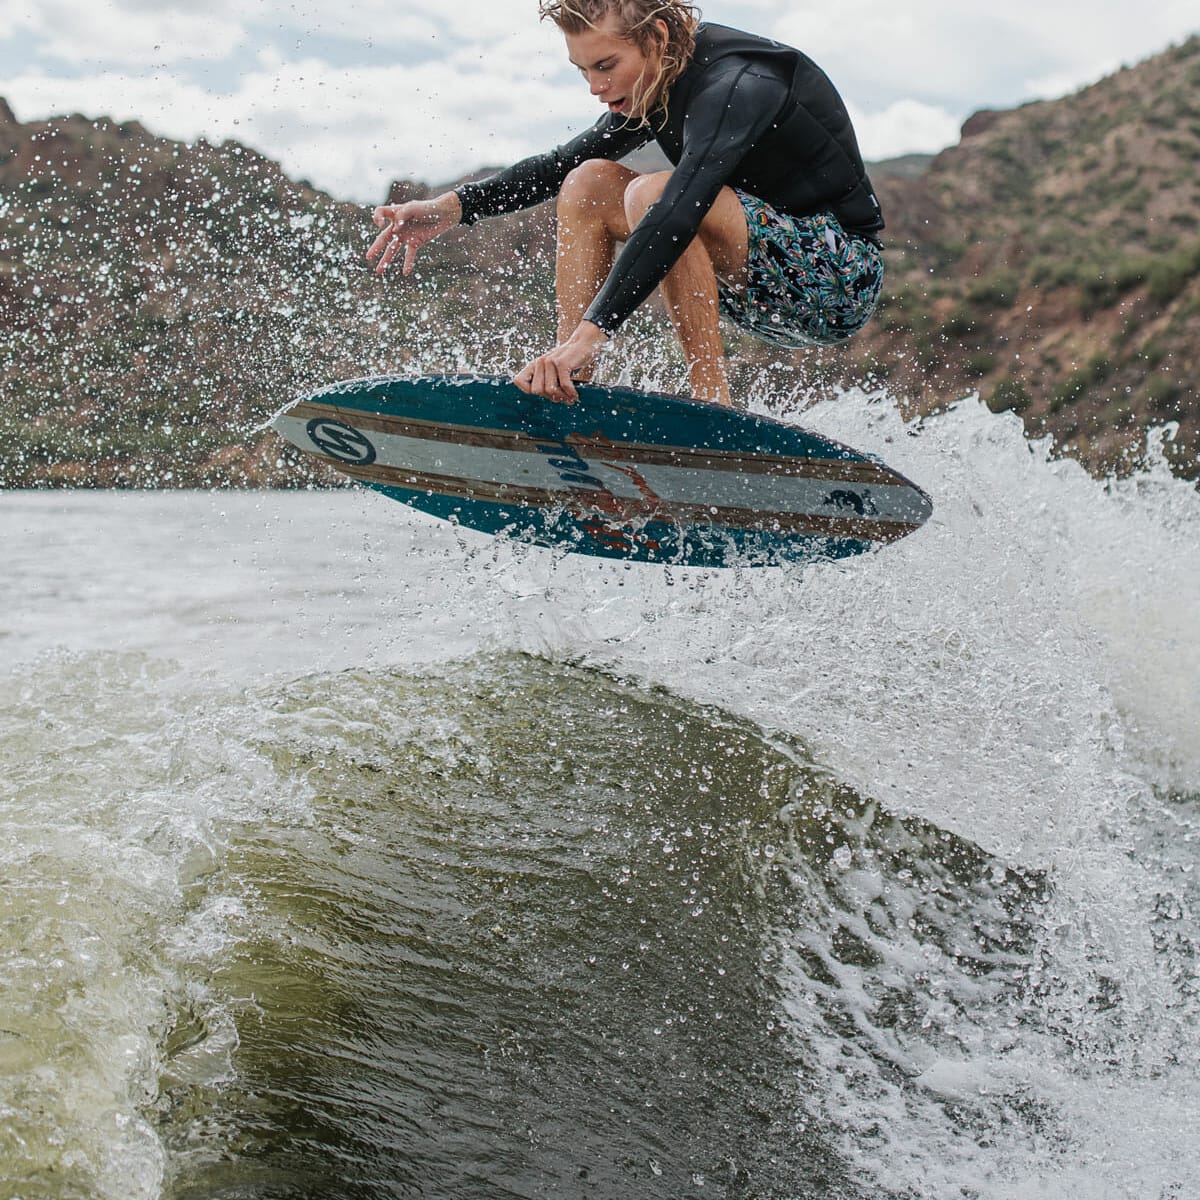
[2,381,1199,1198]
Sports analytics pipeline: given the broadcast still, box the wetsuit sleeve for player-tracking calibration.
[455,116,652,224]
[583,64,790,335]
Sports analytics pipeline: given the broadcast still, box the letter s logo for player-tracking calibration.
[306,418,377,466]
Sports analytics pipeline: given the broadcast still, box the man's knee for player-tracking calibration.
[623,171,671,222]
[558,158,630,210]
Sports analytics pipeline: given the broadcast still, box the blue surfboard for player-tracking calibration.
[271,373,931,568]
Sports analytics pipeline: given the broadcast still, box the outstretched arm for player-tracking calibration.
[366,116,646,275]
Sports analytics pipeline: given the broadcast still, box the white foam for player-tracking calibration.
[466,390,1199,862]
[2,382,1198,1197]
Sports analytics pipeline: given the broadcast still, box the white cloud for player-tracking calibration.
[768,0,1198,115]
[2,29,597,202]
[235,52,592,199]
[1,0,1196,201]
[10,0,244,65]
[849,99,962,163]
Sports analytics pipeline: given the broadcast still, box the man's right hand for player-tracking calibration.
[366,192,462,276]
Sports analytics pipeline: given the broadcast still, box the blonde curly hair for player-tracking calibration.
[539,0,701,122]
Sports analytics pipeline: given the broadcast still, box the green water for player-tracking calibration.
[5,456,1199,1199]
[123,655,1032,1198]
[155,659,836,1196]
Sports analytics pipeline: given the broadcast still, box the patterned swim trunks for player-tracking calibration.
[718,191,884,349]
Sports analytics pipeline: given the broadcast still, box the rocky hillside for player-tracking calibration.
[846,34,1200,476]
[1,33,1197,487]
[1,105,360,485]
[0,104,554,487]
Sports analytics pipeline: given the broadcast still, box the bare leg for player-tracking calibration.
[655,233,728,404]
[624,173,749,406]
[555,160,638,375]
[553,162,750,403]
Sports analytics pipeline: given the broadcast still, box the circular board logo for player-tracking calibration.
[306,418,377,466]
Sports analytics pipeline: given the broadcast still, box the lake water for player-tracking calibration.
[3,391,1199,1198]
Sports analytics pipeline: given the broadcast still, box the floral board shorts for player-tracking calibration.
[718,191,884,349]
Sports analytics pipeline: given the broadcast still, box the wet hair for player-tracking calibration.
[539,0,701,122]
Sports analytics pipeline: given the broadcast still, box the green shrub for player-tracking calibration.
[857,352,891,381]
[1139,340,1167,368]
[940,306,976,338]
[1145,241,1200,306]
[967,271,1019,309]
[876,285,929,334]
[988,378,1032,414]
[1144,373,1186,413]
[964,351,997,378]
[1049,370,1090,413]
[913,334,942,371]
[1079,258,1148,313]
[1029,257,1081,290]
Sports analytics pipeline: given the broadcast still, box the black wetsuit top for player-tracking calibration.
[455,22,884,336]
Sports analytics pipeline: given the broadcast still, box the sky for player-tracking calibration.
[1,0,1197,204]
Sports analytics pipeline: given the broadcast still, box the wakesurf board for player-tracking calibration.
[271,373,931,568]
